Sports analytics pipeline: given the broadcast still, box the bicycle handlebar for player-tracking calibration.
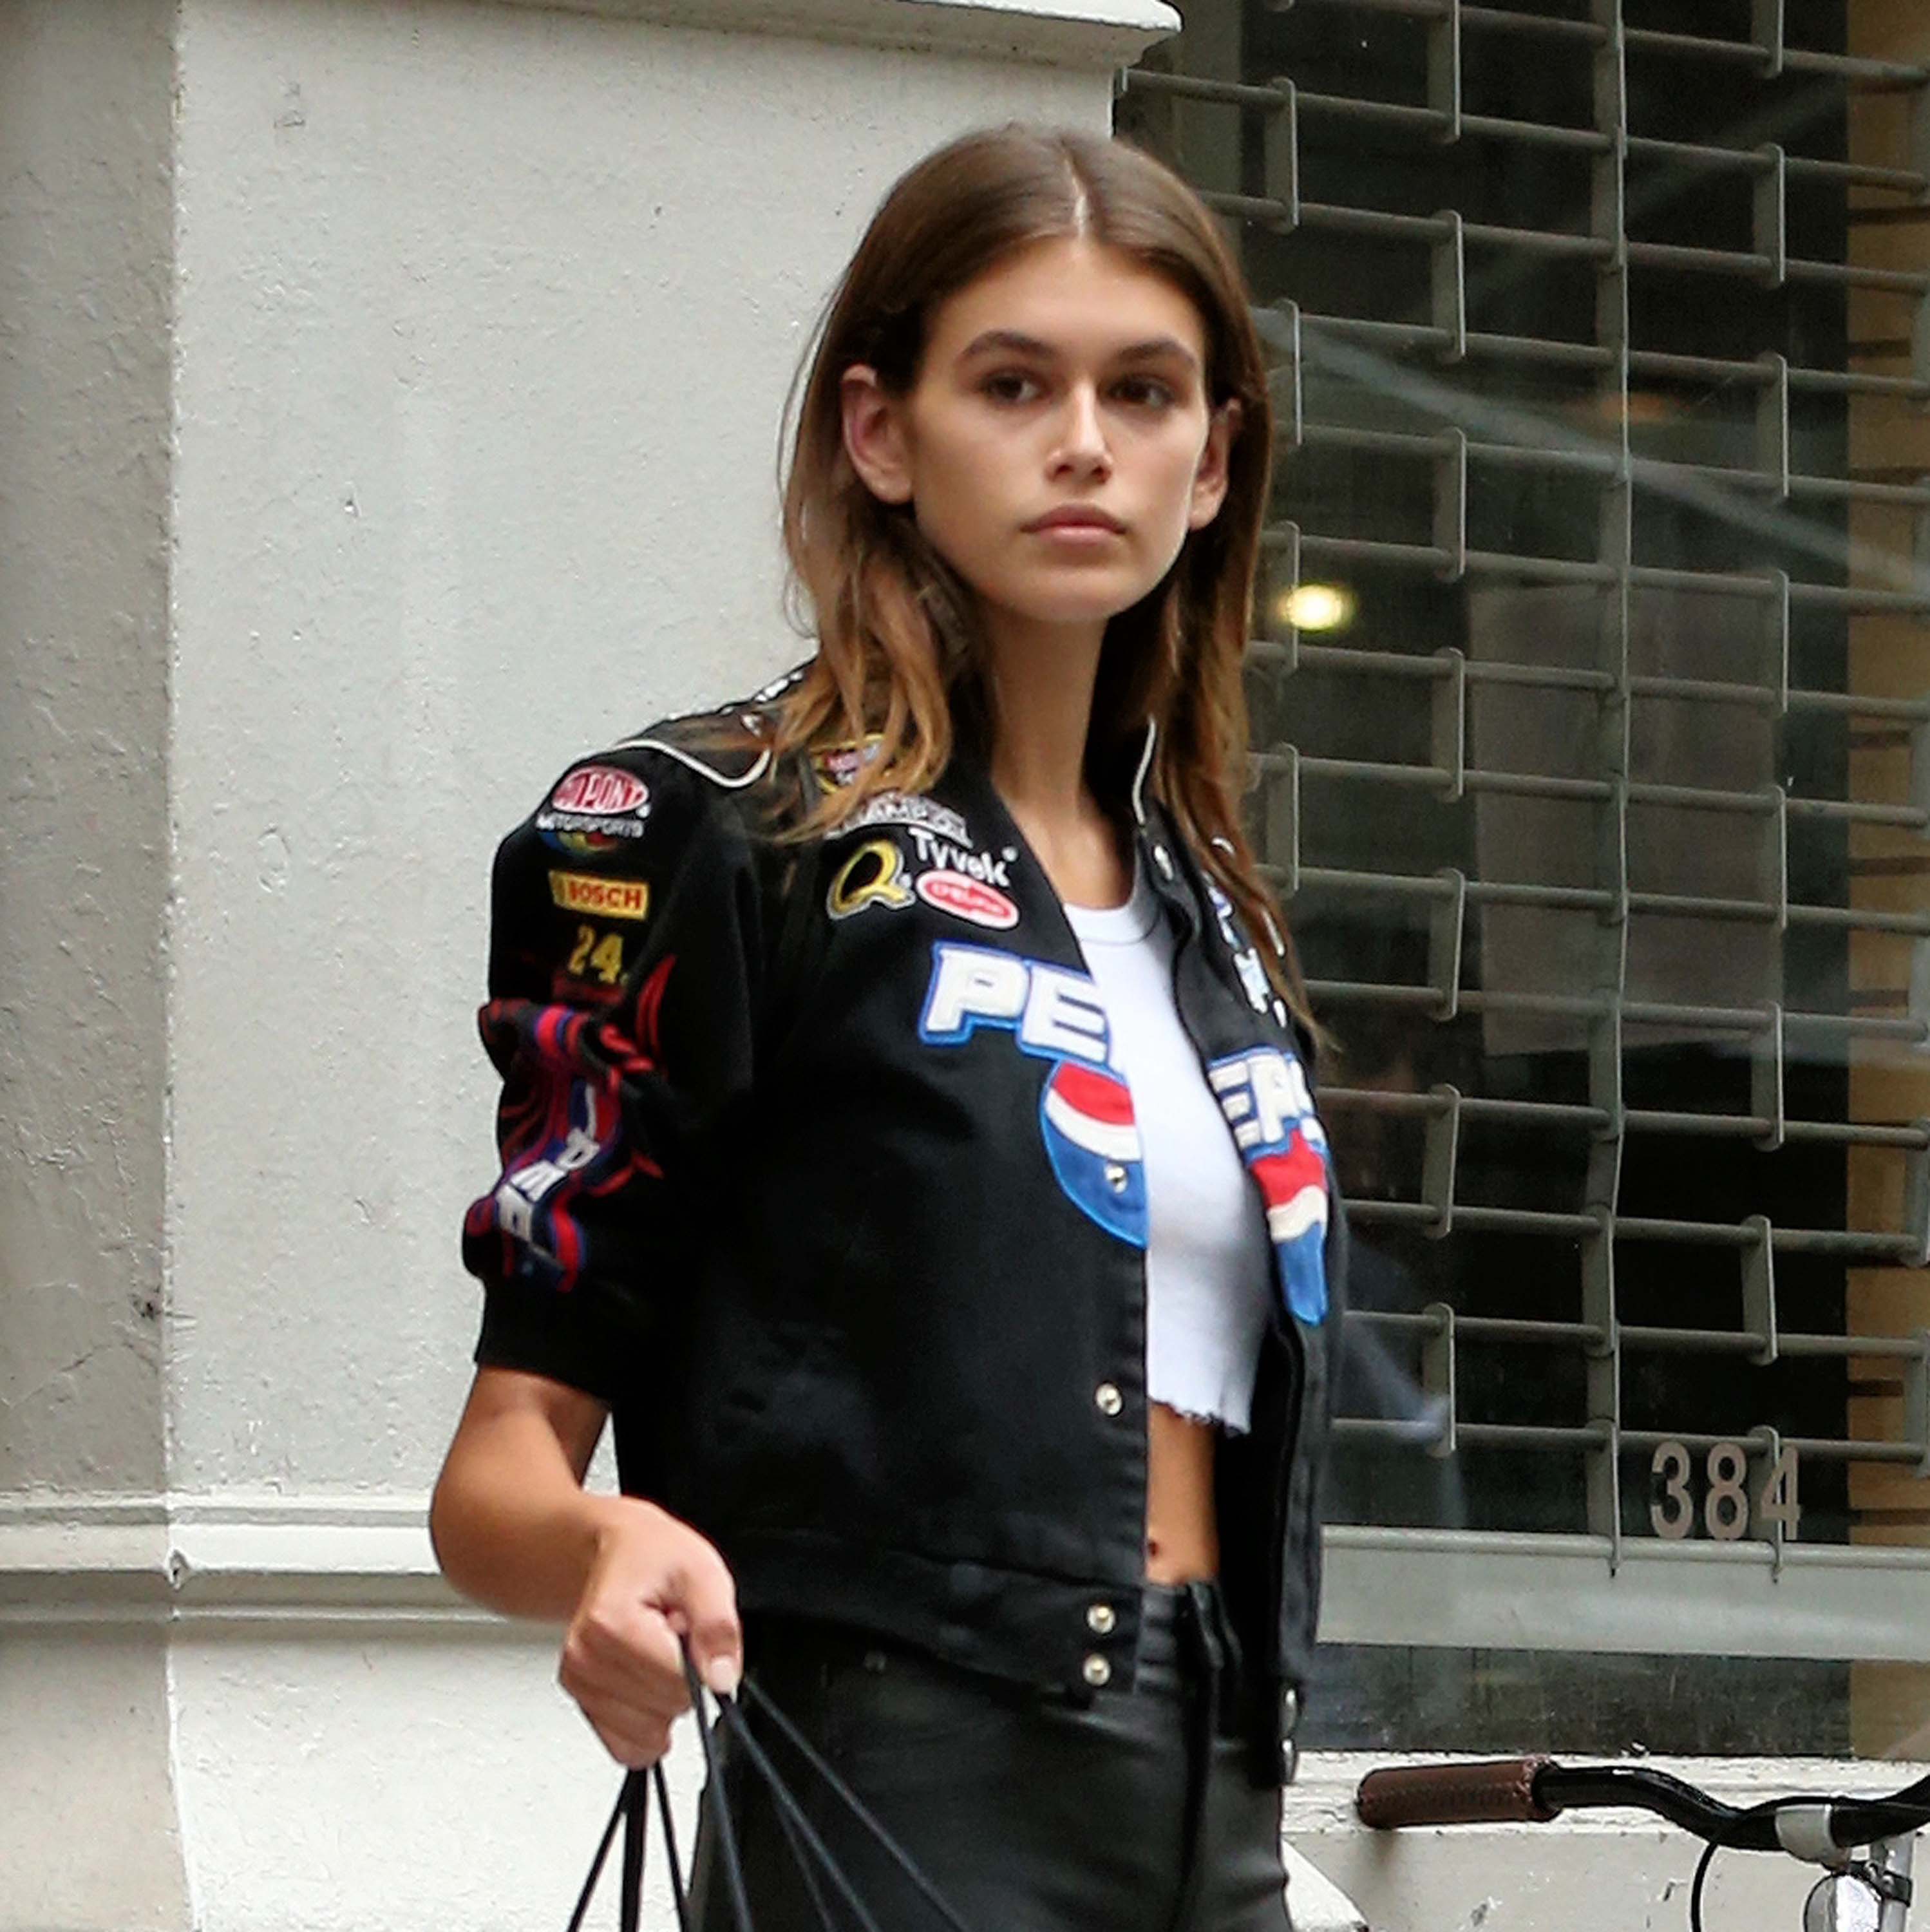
[1356,1759,1930,1853]
[1354,1757,1558,1828]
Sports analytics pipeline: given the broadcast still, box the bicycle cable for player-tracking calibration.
[1685,1788,1904,1932]
[1689,1835,1719,1932]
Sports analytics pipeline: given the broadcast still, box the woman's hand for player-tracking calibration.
[559,1496,744,1768]
[430,1368,744,1768]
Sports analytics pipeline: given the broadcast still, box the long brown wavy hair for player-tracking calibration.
[769,122,1312,1033]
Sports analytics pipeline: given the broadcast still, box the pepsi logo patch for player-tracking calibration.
[1210,1047,1332,1324]
[917,943,1331,1285]
[1039,1061,1146,1247]
[918,943,1135,1244]
[916,870,1018,931]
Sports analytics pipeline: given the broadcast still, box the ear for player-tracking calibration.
[1186,397,1242,531]
[840,365,915,506]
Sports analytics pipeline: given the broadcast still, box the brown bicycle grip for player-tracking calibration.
[1356,1757,1558,1829]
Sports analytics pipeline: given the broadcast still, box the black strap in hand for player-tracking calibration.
[562,1639,981,1932]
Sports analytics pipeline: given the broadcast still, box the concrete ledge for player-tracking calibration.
[21,1504,1930,1656]
[489,0,1182,68]
[0,1493,489,1627]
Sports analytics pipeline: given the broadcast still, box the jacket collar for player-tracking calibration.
[940,712,1199,936]
[1128,716,1157,829]
[1117,717,1318,1073]
[1119,717,1204,938]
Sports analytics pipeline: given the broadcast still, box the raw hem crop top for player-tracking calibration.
[1063,859,1274,1434]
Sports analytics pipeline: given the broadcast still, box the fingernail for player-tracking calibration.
[705,1656,741,1700]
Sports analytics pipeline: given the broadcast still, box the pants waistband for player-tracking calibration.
[1135,1578,1249,1736]
[1136,1577,1236,1658]
[742,1581,1249,1723]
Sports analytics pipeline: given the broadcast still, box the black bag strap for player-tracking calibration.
[562,1639,983,1932]
[620,1773,648,1932]
[732,1678,978,1932]
[563,1773,634,1932]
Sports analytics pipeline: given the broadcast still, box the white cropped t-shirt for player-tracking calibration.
[1063,858,1274,1434]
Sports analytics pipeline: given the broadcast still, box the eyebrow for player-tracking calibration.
[956,329,1202,378]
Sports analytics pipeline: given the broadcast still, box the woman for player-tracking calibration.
[431,122,1345,1932]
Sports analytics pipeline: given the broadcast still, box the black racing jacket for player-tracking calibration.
[462,675,1350,1788]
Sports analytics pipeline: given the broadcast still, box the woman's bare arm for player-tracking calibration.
[431,1366,742,1765]
[430,1366,619,1620]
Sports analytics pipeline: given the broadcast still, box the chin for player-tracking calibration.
[996,576,1156,628]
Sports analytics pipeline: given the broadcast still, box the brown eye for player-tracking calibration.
[982,371,1041,404]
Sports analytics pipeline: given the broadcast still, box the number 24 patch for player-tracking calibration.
[564,923,625,986]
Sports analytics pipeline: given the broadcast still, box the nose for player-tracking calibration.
[1051,382,1112,477]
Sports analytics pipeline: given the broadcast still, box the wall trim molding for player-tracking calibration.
[17,1502,1930,1651]
[0,1493,507,1629]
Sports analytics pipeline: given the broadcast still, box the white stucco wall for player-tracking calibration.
[0,6,189,1920]
[0,0,174,1498]
[161,0,1140,1506]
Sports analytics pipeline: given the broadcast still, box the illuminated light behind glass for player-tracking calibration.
[1278,582,1358,634]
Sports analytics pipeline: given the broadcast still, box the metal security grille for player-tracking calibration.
[1122,1,1930,1748]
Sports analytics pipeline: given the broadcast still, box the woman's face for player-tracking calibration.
[840,236,1238,639]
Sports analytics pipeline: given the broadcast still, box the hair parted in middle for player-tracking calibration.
[768,120,1311,1032]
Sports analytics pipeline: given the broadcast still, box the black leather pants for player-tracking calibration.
[687,1581,1294,1932]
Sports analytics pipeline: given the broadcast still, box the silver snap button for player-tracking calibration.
[1086,1603,1116,1636]
[1280,1738,1301,1784]
[1281,1684,1300,1733]
[1094,1381,1123,1417]
[1104,1162,1128,1194]
[1082,1653,1112,1688]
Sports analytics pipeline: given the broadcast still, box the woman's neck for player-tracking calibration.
[980,614,1131,907]
[981,614,1102,820]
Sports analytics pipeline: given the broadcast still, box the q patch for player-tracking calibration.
[827,839,914,919]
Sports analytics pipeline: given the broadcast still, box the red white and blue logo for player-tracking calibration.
[466,1062,624,1293]
[1039,1061,1148,1248]
[1210,1048,1332,1325]
[917,943,1331,1303]
[920,942,1147,1245]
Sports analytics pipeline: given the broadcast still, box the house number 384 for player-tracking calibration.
[1649,1441,1801,1542]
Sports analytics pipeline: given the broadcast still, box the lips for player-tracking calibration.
[1025,506,1126,533]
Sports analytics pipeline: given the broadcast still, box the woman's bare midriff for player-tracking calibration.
[1020,839,1224,1586]
[1144,1400,1220,1582]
